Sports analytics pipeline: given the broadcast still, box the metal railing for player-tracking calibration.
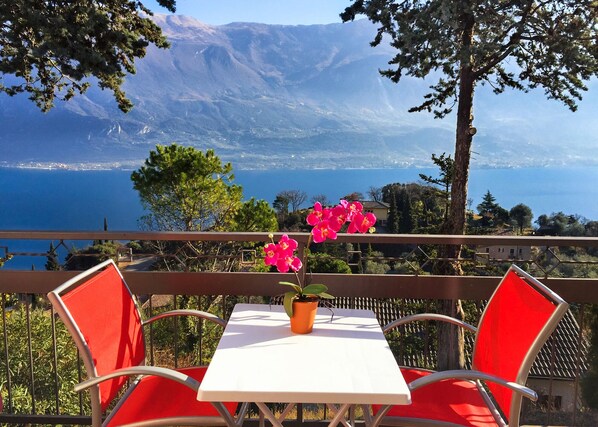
[0,230,597,426]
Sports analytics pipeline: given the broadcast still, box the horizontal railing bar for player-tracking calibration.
[0,415,335,427]
[244,421,345,427]
[1,230,597,247]
[0,270,595,303]
[0,414,91,425]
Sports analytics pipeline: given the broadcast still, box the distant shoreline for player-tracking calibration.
[1,162,596,172]
[1,166,596,221]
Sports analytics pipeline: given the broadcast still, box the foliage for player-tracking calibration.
[342,1,597,117]
[273,194,290,220]
[397,187,415,233]
[130,144,280,273]
[367,186,383,203]
[509,203,533,234]
[307,253,352,275]
[419,153,454,221]
[0,303,86,415]
[535,211,590,236]
[45,242,60,271]
[281,211,309,232]
[387,191,399,233]
[310,194,330,206]
[582,305,598,409]
[64,240,121,270]
[0,0,176,112]
[342,192,364,201]
[143,295,228,367]
[276,190,308,213]
[132,144,243,232]
[363,250,391,275]
[384,299,441,370]
[477,190,499,217]
[232,198,278,233]
[274,190,310,230]
[383,182,444,233]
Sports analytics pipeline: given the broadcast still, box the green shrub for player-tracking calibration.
[0,302,88,415]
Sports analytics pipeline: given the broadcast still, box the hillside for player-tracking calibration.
[0,15,596,170]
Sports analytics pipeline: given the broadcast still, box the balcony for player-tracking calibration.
[0,230,597,426]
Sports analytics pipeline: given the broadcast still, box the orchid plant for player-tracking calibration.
[264,200,377,317]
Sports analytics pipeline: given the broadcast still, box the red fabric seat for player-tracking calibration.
[374,368,497,427]
[106,367,237,426]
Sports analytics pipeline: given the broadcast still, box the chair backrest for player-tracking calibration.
[48,260,145,411]
[472,265,568,423]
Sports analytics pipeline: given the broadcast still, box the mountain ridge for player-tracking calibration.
[1,15,596,170]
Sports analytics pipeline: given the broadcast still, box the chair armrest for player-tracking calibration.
[383,313,477,334]
[74,366,200,393]
[408,369,538,401]
[142,309,227,328]
[76,366,249,427]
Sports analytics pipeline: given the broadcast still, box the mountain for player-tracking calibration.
[1,15,596,170]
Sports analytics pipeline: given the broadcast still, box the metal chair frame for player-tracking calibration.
[378,264,569,427]
[48,259,248,427]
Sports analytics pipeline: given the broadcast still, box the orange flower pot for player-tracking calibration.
[290,299,318,334]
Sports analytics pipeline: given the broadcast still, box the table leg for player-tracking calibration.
[259,407,265,427]
[367,404,392,427]
[255,402,285,427]
[326,403,353,427]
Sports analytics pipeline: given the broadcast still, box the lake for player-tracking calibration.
[1,166,595,270]
[0,166,596,232]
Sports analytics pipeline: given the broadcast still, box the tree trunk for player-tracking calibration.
[436,11,476,371]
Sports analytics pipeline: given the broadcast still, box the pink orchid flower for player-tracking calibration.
[307,202,332,226]
[277,254,303,273]
[264,200,376,301]
[277,234,298,256]
[348,212,377,234]
[312,219,337,243]
[264,243,279,266]
[346,201,363,221]
[329,205,348,231]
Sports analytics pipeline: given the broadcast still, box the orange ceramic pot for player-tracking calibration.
[290,298,318,334]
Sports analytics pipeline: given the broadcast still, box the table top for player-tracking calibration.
[197,303,410,405]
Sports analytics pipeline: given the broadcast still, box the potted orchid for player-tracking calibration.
[264,200,376,332]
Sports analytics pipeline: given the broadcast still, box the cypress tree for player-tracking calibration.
[397,188,415,233]
[387,191,399,234]
[45,242,60,271]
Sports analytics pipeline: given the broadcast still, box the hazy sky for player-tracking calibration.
[145,0,353,25]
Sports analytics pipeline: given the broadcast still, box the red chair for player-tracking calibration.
[48,259,248,427]
[372,265,569,427]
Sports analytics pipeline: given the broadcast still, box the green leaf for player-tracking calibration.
[301,283,328,296]
[318,292,335,300]
[283,291,296,317]
[279,281,302,293]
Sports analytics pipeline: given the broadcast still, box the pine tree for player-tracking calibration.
[419,153,454,222]
[477,190,500,227]
[2,0,176,112]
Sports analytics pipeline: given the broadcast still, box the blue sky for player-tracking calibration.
[145,0,352,25]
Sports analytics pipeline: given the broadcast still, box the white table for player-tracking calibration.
[197,303,410,427]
